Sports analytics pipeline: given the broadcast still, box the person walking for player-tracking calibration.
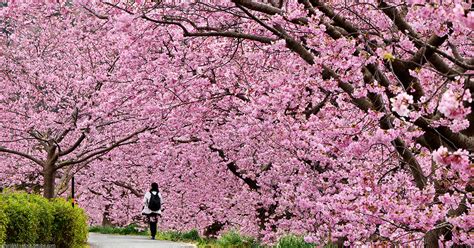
[142,182,162,240]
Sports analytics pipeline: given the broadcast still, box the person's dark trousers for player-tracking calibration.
[148,213,157,239]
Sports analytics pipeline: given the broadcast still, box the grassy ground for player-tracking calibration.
[88,225,333,248]
[89,225,148,236]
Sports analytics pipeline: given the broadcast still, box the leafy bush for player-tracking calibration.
[0,190,87,248]
[275,235,314,248]
[0,207,7,245]
[0,192,40,244]
[29,194,54,244]
[51,198,88,248]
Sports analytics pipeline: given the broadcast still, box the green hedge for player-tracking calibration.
[0,206,7,244]
[0,190,88,247]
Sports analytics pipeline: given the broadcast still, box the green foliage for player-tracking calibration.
[89,224,148,236]
[119,224,146,235]
[216,230,257,248]
[0,190,87,248]
[0,191,40,244]
[181,229,200,241]
[155,229,201,242]
[51,198,88,248]
[156,230,182,241]
[274,235,314,248]
[0,206,7,245]
[29,194,54,244]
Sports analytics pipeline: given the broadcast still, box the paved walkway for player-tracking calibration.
[88,233,196,248]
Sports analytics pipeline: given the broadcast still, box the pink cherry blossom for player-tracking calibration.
[0,1,472,247]
[439,89,471,120]
[390,93,414,117]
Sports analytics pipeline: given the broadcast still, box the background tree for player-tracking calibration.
[0,3,154,198]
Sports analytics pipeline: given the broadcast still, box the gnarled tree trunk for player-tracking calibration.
[43,164,56,199]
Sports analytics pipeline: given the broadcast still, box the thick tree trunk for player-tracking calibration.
[102,204,114,226]
[43,165,56,199]
[424,229,442,248]
[43,144,59,199]
[424,197,469,247]
[423,228,469,248]
[203,221,225,238]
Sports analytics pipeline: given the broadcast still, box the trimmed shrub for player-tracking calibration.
[51,198,88,248]
[0,192,40,244]
[0,206,7,245]
[29,194,54,244]
[0,190,87,248]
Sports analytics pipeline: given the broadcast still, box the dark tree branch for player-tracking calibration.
[81,5,109,20]
[172,136,201,144]
[56,127,149,169]
[0,147,43,166]
[231,0,284,15]
[378,1,459,78]
[186,31,275,44]
[309,0,358,37]
[209,145,260,190]
[112,181,143,197]
[303,91,331,119]
[59,133,86,156]
[142,15,275,44]
[414,117,474,152]
[56,128,71,143]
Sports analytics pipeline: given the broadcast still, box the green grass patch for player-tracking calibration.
[274,235,313,248]
[155,229,201,242]
[195,230,265,248]
[89,224,148,236]
[89,225,335,248]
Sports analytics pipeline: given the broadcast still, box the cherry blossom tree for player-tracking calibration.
[0,3,156,198]
[94,1,472,246]
[1,1,473,247]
